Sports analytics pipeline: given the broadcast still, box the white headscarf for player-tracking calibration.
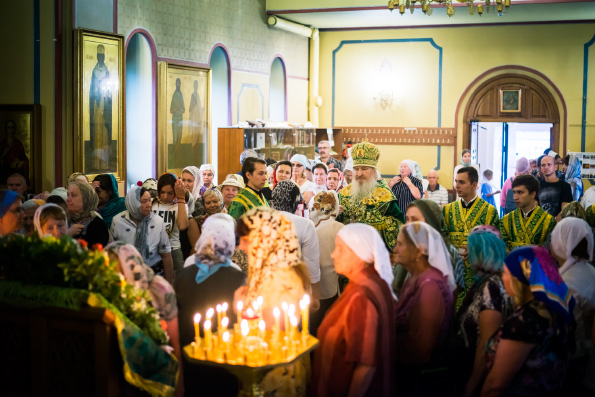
[182,166,202,201]
[401,222,456,291]
[33,203,65,237]
[401,159,423,179]
[199,164,215,187]
[194,213,236,266]
[551,217,594,274]
[337,223,396,299]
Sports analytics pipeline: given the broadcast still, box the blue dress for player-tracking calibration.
[481,182,496,206]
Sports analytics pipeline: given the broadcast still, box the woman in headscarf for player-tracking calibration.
[290,154,316,204]
[454,226,512,397]
[312,223,396,397]
[187,188,225,255]
[199,163,216,190]
[175,214,246,397]
[272,160,292,188]
[454,149,480,198]
[565,153,584,202]
[105,242,182,394]
[66,180,109,247]
[33,203,68,238]
[388,159,424,214]
[392,199,465,298]
[19,199,43,236]
[181,165,205,217]
[234,207,311,396]
[481,246,575,396]
[0,189,24,237]
[501,157,531,215]
[308,190,343,337]
[550,218,595,394]
[92,173,126,229]
[110,185,174,281]
[545,201,595,261]
[270,179,305,217]
[393,222,455,397]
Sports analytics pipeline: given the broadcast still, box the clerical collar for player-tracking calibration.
[460,195,478,209]
[521,204,538,219]
[246,185,263,198]
[427,183,440,192]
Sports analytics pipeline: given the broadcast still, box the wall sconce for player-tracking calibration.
[373,59,395,110]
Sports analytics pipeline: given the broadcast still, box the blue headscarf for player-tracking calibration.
[97,174,126,229]
[468,226,506,282]
[565,154,583,202]
[505,246,574,327]
[0,189,19,217]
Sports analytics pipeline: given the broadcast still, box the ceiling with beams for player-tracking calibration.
[266,0,595,30]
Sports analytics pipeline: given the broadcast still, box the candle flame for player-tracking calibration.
[204,320,211,330]
[303,294,310,304]
[252,301,259,311]
[299,300,307,310]
[216,304,222,312]
[259,320,266,331]
[246,307,255,318]
[281,301,288,311]
[273,307,280,317]
[288,304,296,316]
[206,308,214,319]
[193,313,201,323]
[290,316,298,327]
[237,301,243,311]
[222,317,229,328]
[257,296,264,306]
[223,331,230,342]
[222,302,228,312]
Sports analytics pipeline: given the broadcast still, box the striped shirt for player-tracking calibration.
[425,183,449,206]
[391,175,424,213]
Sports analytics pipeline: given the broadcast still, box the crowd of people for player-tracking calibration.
[1,140,594,396]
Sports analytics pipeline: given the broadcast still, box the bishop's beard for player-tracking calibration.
[350,177,377,205]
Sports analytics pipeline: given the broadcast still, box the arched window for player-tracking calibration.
[269,57,287,121]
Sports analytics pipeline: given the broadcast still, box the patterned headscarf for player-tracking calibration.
[337,223,396,299]
[309,190,340,227]
[68,181,99,223]
[401,222,456,291]
[33,203,65,237]
[565,154,583,201]
[106,242,178,321]
[468,225,506,280]
[550,217,594,273]
[505,246,574,326]
[124,185,152,263]
[193,213,236,283]
[270,180,302,214]
[0,189,19,218]
[327,169,345,192]
[241,208,301,303]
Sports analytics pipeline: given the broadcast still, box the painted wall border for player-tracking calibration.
[582,33,595,152]
[331,38,443,169]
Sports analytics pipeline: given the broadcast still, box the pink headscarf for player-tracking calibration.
[515,157,531,175]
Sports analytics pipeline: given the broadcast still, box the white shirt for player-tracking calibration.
[314,217,344,299]
[298,180,316,195]
[426,183,449,206]
[110,210,172,267]
[282,212,321,283]
[152,201,187,250]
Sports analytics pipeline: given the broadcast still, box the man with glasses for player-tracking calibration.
[318,140,342,171]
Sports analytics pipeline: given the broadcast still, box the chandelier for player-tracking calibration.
[388,0,510,17]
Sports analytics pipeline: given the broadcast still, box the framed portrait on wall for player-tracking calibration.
[0,105,41,192]
[500,89,522,113]
[158,62,211,176]
[74,29,125,181]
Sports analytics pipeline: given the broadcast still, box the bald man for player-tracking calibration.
[538,155,573,221]
[424,169,448,207]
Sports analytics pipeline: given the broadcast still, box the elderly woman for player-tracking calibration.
[92,173,126,229]
[187,188,225,253]
[546,201,595,261]
[550,218,595,394]
[111,185,174,281]
[33,203,68,238]
[175,213,246,396]
[19,199,43,236]
[454,226,512,397]
[389,159,424,213]
[67,172,88,185]
[290,154,316,203]
[309,190,343,336]
[393,222,455,396]
[0,189,24,237]
[234,208,311,396]
[481,246,575,396]
[218,174,244,211]
[392,199,465,298]
[200,163,216,190]
[181,165,205,217]
[312,223,395,397]
[66,181,109,247]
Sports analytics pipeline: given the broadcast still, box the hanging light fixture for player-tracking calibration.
[388,0,510,17]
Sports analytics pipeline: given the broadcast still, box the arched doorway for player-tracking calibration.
[209,44,231,184]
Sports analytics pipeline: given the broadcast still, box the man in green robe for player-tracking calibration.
[228,158,269,219]
[337,142,404,250]
[443,166,499,309]
[500,174,556,252]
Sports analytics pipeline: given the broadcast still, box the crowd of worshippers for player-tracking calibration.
[0,140,594,396]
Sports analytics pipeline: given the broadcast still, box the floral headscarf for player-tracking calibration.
[33,203,65,237]
[505,246,574,326]
[309,190,339,227]
[125,185,152,263]
[106,242,178,321]
[565,154,583,201]
[193,213,236,283]
[271,180,303,214]
[241,208,301,303]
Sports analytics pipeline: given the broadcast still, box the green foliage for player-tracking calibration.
[0,234,169,345]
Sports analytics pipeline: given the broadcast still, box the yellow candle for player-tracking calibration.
[222,331,231,361]
[221,317,229,339]
[299,300,309,337]
[216,304,222,330]
[206,307,214,320]
[204,319,212,351]
[281,302,289,335]
[222,302,228,322]
[193,313,201,345]
[241,319,250,362]
[290,315,298,341]
[257,296,264,317]
[258,319,266,341]
[273,307,280,333]
[237,300,243,323]
[246,307,255,319]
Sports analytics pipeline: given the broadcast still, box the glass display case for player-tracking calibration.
[242,128,316,161]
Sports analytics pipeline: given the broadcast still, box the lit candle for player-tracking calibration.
[237,301,243,323]
[206,307,214,320]
[221,316,229,338]
[257,296,264,317]
[273,307,281,334]
[222,331,231,361]
[300,300,309,338]
[290,315,298,342]
[204,319,212,351]
[258,319,266,341]
[216,304,222,330]
[222,302,228,321]
[288,304,296,323]
[193,313,202,345]
[281,302,289,333]
[241,319,250,362]
[246,307,255,319]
